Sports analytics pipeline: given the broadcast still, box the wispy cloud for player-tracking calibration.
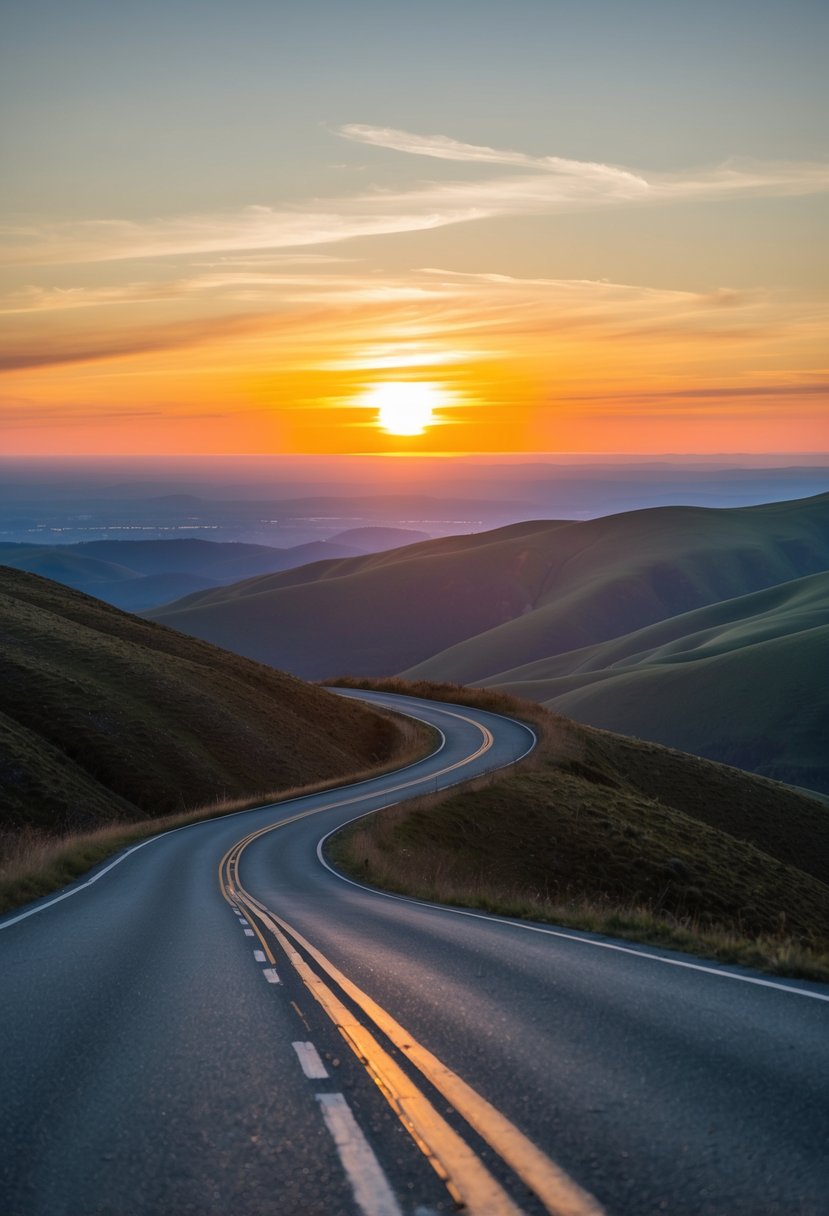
[338,124,649,190]
[1,270,455,315]
[0,269,780,376]
[0,202,484,268]
[0,312,267,371]
[618,382,829,399]
[3,264,825,450]
[341,123,829,204]
[0,400,172,424]
[3,125,828,268]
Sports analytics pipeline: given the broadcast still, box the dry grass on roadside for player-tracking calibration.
[328,679,829,984]
[0,711,437,915]
[331,797,829,982]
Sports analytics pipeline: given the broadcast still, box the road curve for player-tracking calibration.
[0,690,827,1216]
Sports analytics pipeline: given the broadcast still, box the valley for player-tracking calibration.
[145,492,829,791]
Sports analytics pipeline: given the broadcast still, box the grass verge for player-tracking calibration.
[328,678,829,983]
[0,709,437,916]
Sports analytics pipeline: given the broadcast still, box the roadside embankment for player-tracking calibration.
[329,678,829,982]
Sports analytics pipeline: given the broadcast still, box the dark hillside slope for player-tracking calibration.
[148,520,573,677]
[0,568,401,838]
[331,682,829,957]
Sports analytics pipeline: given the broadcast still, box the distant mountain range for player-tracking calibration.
[148,493,829,791]
[0,527,430,612]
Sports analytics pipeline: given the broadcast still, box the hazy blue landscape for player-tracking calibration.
[3,454,827,547]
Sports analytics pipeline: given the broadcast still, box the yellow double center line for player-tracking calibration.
[218,709,604,1216]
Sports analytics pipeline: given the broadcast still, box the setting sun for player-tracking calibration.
[364,382,443,435]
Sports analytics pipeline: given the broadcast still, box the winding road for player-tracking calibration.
[0,690,827,1216]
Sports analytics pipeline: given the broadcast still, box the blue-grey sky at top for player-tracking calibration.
[3,0,827,220]
[2,0,827,455]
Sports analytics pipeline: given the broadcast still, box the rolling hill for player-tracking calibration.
[0,568,405,839]
[148,519,573,676]
[149,492,829,678]
[146,492,829,790]
[402,493,829,682]
[478,571,829,791]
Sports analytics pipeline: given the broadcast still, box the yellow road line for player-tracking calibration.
[217,708,603,1214]
[242,898,525,1216]
[242,895,604,1216]
[217,709,495,907]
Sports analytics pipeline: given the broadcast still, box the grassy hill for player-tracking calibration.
[145,492,827,680]
[331,681,829,978]
[403,493,829,683]
[146,518,583,675]
[148,494,829,681]
[144,493,828,790]
[481,571,829,791]
[0,567,406,842]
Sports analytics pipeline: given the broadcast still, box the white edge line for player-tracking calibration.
[315,1092,403,1216]
[314,705,829,1006]
[0,698,448,932]
[317,827,829,1003]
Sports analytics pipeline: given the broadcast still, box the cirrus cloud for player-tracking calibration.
[2,125,828,269]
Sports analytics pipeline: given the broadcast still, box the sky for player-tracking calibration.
[2,0,828,456]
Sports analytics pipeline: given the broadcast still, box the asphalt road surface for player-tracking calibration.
[0,690,827,1216]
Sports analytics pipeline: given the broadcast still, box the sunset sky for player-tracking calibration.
[2,0,827,455]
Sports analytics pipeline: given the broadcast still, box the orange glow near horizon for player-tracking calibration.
[2,265,828,456]
[2,42,828,462]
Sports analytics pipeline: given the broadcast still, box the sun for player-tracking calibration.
[364,382,442,435]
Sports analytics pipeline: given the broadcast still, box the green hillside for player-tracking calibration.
[0,567,404,840]
[145,493,828,790]
[403,493,829,684]
[482,571,829,791]
[148,494,829,682]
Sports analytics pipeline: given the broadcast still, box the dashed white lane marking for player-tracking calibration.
[239,918,250,926]
[262,968,281,984]
[316,1093,402,1216]
[292,1040,329,1079]
[253,950,266,963]
[243,928,255,936]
